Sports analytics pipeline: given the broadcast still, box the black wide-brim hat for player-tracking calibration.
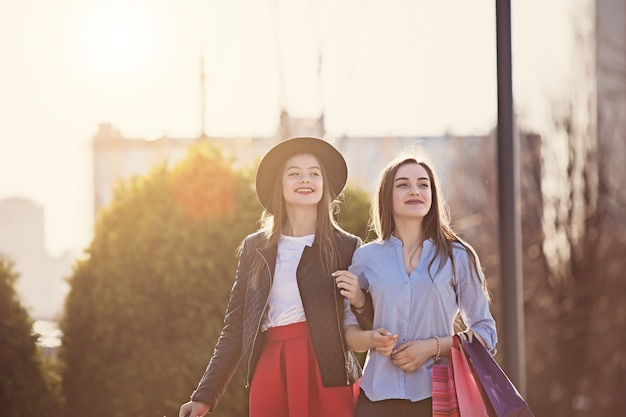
[255,136,348,213]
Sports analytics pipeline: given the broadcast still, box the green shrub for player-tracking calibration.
[0,256,63,417]
[59,143,258,417]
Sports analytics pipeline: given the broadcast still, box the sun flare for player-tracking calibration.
[61,0,176,92]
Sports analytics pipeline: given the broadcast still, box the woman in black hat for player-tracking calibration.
[179,137,372,417]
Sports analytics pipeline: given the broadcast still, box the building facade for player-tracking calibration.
[0,197,72,320]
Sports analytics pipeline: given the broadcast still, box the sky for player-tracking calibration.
[0,0,575,257]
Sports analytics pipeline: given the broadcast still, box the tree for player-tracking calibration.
[517,6,626,415]
[337,184,373,242]
[0,255,63,417]
[59,142,259,417]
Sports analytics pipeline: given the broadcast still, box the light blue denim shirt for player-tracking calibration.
[344,236,497,402]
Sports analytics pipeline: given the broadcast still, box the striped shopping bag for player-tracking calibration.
[432,349,460,417]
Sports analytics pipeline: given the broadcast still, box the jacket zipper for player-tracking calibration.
[245,249,272,387]
[333,277,352,385]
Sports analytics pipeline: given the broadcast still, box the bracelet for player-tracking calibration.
[433,336,441,363]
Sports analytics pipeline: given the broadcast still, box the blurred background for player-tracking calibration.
[1,0,624,416]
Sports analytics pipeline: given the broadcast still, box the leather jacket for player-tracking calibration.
[190,228,370,411]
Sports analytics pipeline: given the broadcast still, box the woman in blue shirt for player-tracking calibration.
[335,151,498,417]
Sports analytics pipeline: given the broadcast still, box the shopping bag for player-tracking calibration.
[461,337,535,417]
[450,335,492,417]
[432,356,460,417]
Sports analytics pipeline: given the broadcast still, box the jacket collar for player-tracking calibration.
[256,245,278,278]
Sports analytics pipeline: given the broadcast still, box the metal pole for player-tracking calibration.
[495,0,526,395]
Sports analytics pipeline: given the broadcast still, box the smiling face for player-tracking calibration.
[281,153,324,209]
[392,162,432,221]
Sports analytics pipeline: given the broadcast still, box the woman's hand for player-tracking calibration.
[345,326,397,354]
[390,339,436,372]
[333,270,366,308]
[179,401,209,417]
[372,328,398,356]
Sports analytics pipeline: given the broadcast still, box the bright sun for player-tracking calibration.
[61,0,177,93]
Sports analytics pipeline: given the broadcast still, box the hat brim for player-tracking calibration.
[255,137,347,213]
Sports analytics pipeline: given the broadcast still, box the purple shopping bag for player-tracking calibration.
[461,337,535,417]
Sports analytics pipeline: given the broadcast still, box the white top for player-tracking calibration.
[261,233,315,331]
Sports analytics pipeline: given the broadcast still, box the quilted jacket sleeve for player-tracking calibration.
[350,290,374,330]
[190,236,254,411]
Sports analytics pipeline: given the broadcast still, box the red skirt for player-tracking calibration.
[249,321,359,417]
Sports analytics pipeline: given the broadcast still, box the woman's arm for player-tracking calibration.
[350,291,374,330]
[345,325,398,355]
[334,270,374,330]
[456,248,498,354]
[189,236,253,410]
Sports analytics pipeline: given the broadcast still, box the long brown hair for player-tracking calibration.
[371,152,489,298]
[248,153,344,284]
